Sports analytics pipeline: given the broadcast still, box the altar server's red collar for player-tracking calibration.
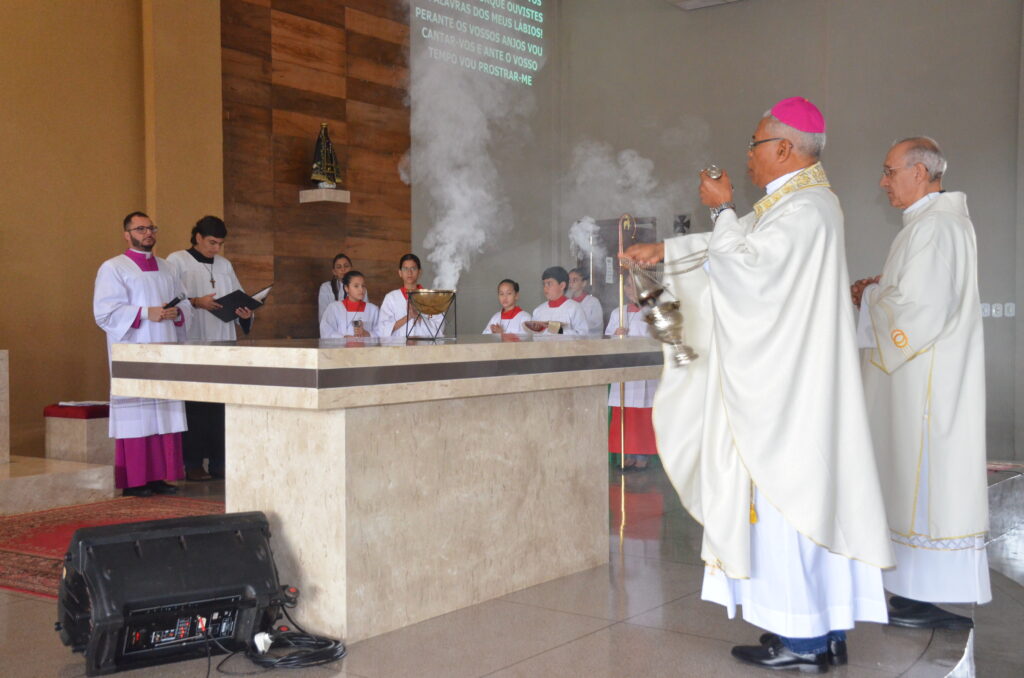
[400,285,424,299]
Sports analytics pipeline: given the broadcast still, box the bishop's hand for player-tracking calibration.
[699,169,734,208]
[621,242,665,266]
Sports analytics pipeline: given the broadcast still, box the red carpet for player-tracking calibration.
[0,496,224,598]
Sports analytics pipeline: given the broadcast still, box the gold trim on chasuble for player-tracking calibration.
[752,162,831,221]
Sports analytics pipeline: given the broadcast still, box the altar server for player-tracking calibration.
[625,97,893,673]
[606,276,658,470]
[320,270,380,338]
[853,137,989,628]
[377,253,444,338]
[166,216,253,342]
[530,266,588,335]
[569,267,604,334]
[318,253,353,321]
[94,212,192,497]
[483,279,532,334]
[166,216,252,481]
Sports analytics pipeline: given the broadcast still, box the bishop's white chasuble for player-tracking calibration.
[861,191,989,604]
[654,164,893,636]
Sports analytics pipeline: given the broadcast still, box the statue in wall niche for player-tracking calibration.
[311,122,340,189]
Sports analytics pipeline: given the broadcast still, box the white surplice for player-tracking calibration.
[93,251,190,439]
[654,164,893,637]
[166,249,246,342]
[530,298,588,335]
[573,293,604,335]
[482,307,532,335]
[860,191,989,604]
[605,307,658,408]
[320,300,380,338]
[377,288,444,338]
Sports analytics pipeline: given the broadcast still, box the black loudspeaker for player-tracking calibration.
[57,511,284,676]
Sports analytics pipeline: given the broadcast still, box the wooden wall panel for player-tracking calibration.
[222,0,410,338]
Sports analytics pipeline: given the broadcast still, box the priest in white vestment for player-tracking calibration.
[166,216,253,482]
[625,98,894,673]
[93,211,192,497]
[853,137,989,629]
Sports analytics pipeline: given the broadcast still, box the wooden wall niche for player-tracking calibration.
[221,0,411,338]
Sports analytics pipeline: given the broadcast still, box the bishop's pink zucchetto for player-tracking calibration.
[770,97,826,134]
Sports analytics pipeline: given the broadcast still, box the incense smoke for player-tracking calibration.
[405,5,547,290]
[568,216,606,267]
[561,118,710,268]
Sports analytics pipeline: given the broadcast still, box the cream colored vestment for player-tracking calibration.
[861,191,989,604]
[654,164,894,580]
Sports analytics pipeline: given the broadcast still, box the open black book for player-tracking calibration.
[209,285,272,323]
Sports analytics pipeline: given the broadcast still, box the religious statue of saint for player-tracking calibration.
[311,122,339,188]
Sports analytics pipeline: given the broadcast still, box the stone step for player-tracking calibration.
[0,456,112,515]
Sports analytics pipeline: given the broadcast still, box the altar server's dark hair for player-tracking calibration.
[499,278,519,293]
[569,266,589,281]
[399,253,421,269]
[190,215,228,244]
[342,270,365,289]
[122,211,150,229]
[541,266,569,285]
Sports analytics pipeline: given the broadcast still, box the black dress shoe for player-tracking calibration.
[147,481,179,495]
[759,633,847,666]
[122,486,153,497]
[732,638,828,673]
[888,595,916,609]
[887,600,973,629]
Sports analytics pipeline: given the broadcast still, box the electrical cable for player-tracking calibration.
[211,600,347,674]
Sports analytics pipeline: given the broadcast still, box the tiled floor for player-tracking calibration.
[2,466,1021,677]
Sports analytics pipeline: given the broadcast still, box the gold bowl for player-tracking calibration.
[408,289,455,316]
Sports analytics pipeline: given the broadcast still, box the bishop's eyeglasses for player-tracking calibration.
[748,137,784,151]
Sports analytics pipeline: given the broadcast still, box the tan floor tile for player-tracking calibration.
[342,598,611,678]
[897,627,973,678]
[990,569,1024,607]
[973,578,1024,674]
[843,622,936,673]
[626,591,764,643]
[487,622,899,678]
[500,554,704,621]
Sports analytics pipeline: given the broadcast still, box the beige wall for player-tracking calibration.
[0,1,221,457]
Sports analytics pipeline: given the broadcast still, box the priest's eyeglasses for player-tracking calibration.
[127,226,159,234]
[748,137,784,151]
[881,165,910,178]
